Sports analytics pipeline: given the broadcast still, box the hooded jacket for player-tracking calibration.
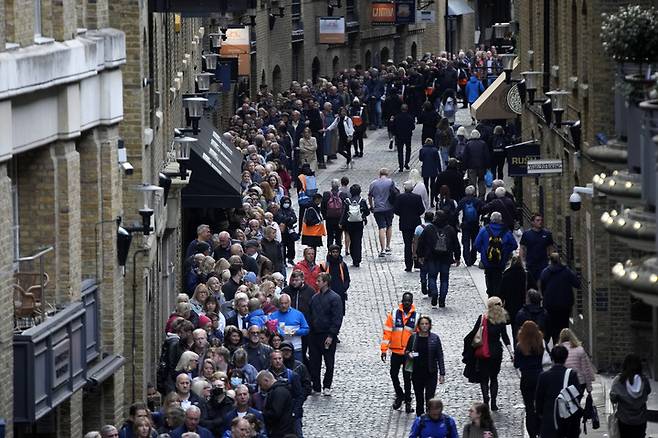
[514,303,550,336]
[610,374,652,425]
[462,136,490,170]
[262,380,295,438]
[319,255,350,299]
[474,222,518,269]
[465,75,485,103]
[540,263,580,312]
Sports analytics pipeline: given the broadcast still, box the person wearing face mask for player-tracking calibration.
[200,378,234,437]
[221,385,264,436]
[275,196,298,266]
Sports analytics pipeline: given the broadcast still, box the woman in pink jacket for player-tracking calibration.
[559,328,596,393]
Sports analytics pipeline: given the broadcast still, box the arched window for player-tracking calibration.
[365,50,372,69]
[272,65,282,93]
[411,42,418,60]
[380,47,390,66]
[312,57,321,84]
[332,56,340,73]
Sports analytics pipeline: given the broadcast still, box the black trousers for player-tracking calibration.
[619,420,647,438]
[308,332,337,391]
[396,137,412,170]
[484,267,504,297]
[547,309,571,345]
[282,233,296,262]
[313,132,324,164]
[412,372,437,415]
[353,131,364,156]
[521,373,540,438]
[491,153,506,179]
[402,229,415,271]
[326,218,342,247]
[345,222,364,265]
[390,353,412,402]
[338,138,352,164]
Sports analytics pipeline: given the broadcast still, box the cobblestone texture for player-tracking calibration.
[298,109,524,438]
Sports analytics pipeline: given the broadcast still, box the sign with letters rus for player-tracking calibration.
[505,140,540,177]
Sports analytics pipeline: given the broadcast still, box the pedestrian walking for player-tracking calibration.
[610,353,652,438]
[520,213,555,286]
[308,273,344,396]
[413,212,434,296]
[435,118,455,171]
[498,255,530,345]
[436,185,459,229]
[535,345,582,438]
[465,74,485,123]
[457,185,483,266]
[350,98,367,157]
[298,128,318,172]
[394,181,426,272]
[322,106,355,169]
[418,101,440,145]
[391,104,415,172]
[300,193,326,250]
[490,125,507,179]
[514,320,545,438]
[405,315,446,415]
[340,184,370,267]
[319,244,351,316]
[410,168,431,212]
[539,253,580,344]
[474,212,518,297]
[296,164,318,230]
[463,402,498,438]
[559,329,595,395]
[464,297,512,411]
[381,292,417,414]
[369,168,397,257]
[514,289,551,344]
[482,187,518,232]
[321,179,347,247]
[435,158,465,206]
[462,129,490,198]
[408,398,459,438]
[416,210,461,308]
[419,138,441,205]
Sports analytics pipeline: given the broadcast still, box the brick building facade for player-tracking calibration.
[516,0,657,375]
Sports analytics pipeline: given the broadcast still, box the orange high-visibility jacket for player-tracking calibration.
[381,304,417,355]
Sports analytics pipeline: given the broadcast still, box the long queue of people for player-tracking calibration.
[82,49,651,438]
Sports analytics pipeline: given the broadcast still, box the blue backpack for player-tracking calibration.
[463,200,478,224]
[298,175,318,207]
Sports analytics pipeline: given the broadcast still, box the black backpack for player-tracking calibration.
[432,225,450,255]
[156,337,178,395]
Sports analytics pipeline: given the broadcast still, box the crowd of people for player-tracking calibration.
[82,49,652,438]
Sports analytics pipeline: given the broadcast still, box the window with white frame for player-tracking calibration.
[34,0,42,38]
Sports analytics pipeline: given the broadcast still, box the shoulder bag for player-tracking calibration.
[404,335,417,373]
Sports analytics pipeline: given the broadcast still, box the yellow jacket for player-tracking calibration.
[381,304,417,355]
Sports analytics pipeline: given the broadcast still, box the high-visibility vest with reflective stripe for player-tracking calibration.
[381,304,417,354]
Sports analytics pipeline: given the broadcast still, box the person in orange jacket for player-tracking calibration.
[380,292,417,413]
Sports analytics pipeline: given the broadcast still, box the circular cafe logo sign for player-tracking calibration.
[507,84,522,115]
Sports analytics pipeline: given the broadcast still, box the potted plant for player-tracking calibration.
[602,5,658,76]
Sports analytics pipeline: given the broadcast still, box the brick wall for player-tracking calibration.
[0,0,5,50]
[0,164,14,437]
[4,0,33,46]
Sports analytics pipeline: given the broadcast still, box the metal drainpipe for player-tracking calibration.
[542,0,550,93]
[131,247,150,403]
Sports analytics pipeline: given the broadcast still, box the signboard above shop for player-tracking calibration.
[505,140,540,177]
[371,2,396,25]
[395,0,416,24]
[318,17,346,44]
[527,159,563,175]
[416,10,436,23]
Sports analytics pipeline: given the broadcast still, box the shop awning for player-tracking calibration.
[182,118,243,209]
[470,58,522,120]
[87,354,125,386]
[448,0,475,16]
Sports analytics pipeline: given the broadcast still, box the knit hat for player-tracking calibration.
[244,271,257,283]
[456,126,467,136]
[470,129,481,139]
[280,341,294,351]
[198,314,212,328]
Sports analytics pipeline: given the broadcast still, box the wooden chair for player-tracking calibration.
[13,272,49,321]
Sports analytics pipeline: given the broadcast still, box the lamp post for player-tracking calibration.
[545,90,570,126]
[499,53,517,83]
[521,71,543,104]
[182,97,208,135]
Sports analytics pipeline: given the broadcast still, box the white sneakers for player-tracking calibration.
[322,388,332,396]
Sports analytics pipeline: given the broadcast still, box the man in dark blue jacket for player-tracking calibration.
[391,104,416,172]
[308,273,344,395]
[540,253,580,344]
[474,212,518,297]
[462,129,490,197]
[394,181,426,272]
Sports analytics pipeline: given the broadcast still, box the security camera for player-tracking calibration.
[121,161,134,176]
[569,191,582,211]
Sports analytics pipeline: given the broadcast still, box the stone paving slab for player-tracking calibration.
[297,109,524,438]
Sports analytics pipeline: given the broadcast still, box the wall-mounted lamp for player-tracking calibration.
[545,90,571,126]
[196,72,214,92]
[204,53,219,72]
[116,183,163,266]
[182,97,208,135]
[161,135,196,183]
[521,71,543,104]
[541,98,553,125]
[269,3,285,29]
[499,54,517,84]
[492,22,511,39]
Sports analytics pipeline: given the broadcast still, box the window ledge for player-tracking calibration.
[34,36,55,45]
[5,42,20,51]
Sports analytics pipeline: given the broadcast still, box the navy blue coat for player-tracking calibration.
[419,144,441,178]
[539,264,580,313]
[308,288,344,339]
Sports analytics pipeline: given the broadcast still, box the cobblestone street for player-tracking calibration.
[300,110,524,438]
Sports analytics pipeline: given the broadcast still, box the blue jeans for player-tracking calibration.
[461,223,478,266]
[419,263,428,289]
[369,99,382,128]
[426,259,451,301]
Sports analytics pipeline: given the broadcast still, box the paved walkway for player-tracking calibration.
[298,109,524,437]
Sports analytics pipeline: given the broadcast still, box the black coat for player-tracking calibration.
[201,395,234,436]
[419,144,441,178]
[515,303,550,337]
[417,223,461,264]
[281,284,315,320]
[435,167,465,201]
[535,365,582,438]
[540,264,580,313]
[499,265,529,322]
[418,110,440,140]
[260,239,284,274]
[391,112,416,140]
[406,332,446,376]
[482,196,517,230]
[262,381,296,438]
[308,288,344,338]
[394,192,426,231]
[462,138,490,170]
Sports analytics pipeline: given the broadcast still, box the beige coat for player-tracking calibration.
[299,136,318,171]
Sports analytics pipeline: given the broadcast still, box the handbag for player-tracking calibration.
[474,315,491,359]
[542,348,552,370]
[607,405,620,438]
[472,315,484,348]
[404,335,417,373]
